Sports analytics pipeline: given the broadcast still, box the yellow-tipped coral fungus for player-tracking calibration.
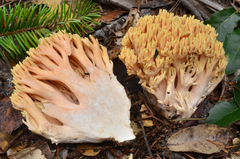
[10,31,135,144]
[119,10,228,119]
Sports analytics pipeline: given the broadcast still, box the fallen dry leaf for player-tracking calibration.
[77,144,101,156]
[8,140,51,159]
[7,147,46,159]
[101,10,128,24]
[131,121,142,135]
[140,113,154,127]
[0,132,13,152]
[140,104,148,112]
[121,8,139,28]
[167,124,234,154]
[32,140,52,159]
[122,153,133,159]
[232,138,240,145]
[107,8,140,60]
[230,150,240,159]
[9,144,27,154]
[0,95,22,134]
[109,46,122,60]
[114,8,140,38]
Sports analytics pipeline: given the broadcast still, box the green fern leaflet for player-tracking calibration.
[0,0,100,61]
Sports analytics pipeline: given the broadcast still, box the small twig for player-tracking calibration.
[5,126,27,151]
[18,0,22,5]
[132,99,143,107]
[126,75,135,81]
[219,75,228,101]
[105,26,117,34]
[150,136,161,149]
[151,116,166,125]
[138,92,155,115]
[55,145,62,159]
[184,153,195,159]
[156,153,162,159]
[138,91,170,127]
[211,96,231,102]
[181,96,210,129]
[206,139,228,153]
[169,0,181,13]
[8,87,15,92]
[172,118,205,122]
[133,147,140,159]
[139,112,153,157]
[106,38,114,48]
[0,0,14,7]
[133,114,154,121]
[223,142,240,158]
[138,92,161,129]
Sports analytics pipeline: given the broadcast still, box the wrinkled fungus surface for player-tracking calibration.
[119,10,228,119]
[11,32,135,144]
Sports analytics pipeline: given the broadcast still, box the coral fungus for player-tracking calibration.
[119,10,228,119]
[11,31,135,144]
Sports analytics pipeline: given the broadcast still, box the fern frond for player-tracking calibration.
[0,0,100,61]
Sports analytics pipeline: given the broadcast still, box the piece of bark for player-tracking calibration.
[0,95,23,134]
[0,132,13,153]
[94,0,136,10]
[180,0,204,20]
[0,56,13,98]
[138,1,173,9]
[0,58,11,81]
[32,140,52,159]
[196,0,232,11]
[139,8,151,17]
[92,15,127,45]
[0,77,14,98]
[95,0,172,10]
[180,0,232,20]
[191,0,212,19]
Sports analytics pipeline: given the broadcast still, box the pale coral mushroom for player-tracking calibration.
[10,31,135,144]
[119,10,228,119]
